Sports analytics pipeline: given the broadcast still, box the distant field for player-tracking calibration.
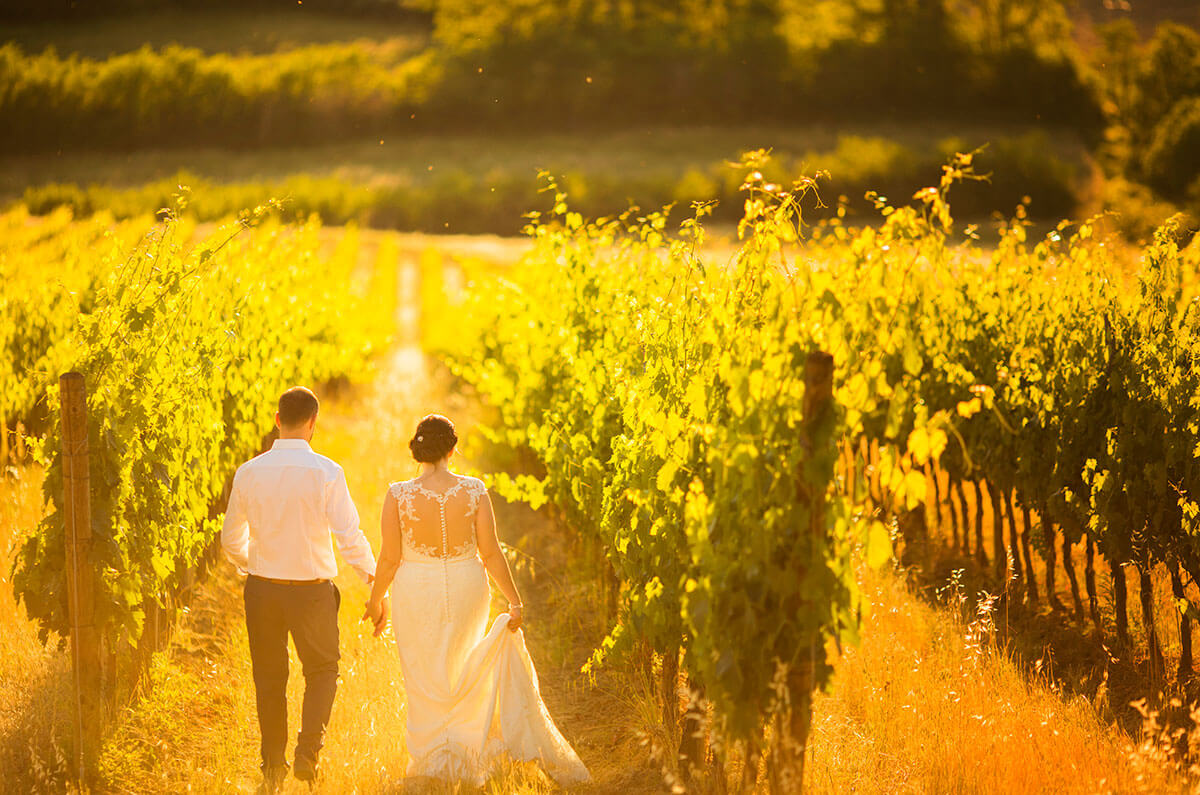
[0,122,1091,235]
[2,7,430,57]
[0,122,1086,194]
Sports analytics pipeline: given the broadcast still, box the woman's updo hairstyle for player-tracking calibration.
[409,414,458,463]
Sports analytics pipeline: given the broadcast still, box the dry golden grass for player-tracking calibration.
[917,467,1200,737]
[807,565,1194,794]
[0,465,76,787]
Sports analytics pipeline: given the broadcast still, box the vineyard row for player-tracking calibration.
[431,161,1200,785]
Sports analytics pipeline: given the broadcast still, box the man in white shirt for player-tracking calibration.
[221,386,385,790]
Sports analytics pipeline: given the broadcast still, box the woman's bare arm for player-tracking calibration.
[365,491,401,635]
[475,490,524,630]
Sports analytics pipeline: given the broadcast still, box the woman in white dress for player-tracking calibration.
[363,414,590,786]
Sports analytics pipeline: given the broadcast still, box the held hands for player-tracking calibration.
[362,595,390,638]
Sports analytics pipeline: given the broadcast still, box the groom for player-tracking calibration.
[221,386,385,790]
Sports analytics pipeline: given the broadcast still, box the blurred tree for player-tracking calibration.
[1088,21,1200,219]
[1096,19,1140,124]
[950,0,1076,57]
[845,0,962,111]
[430,0,784,51]
[849,0,956,48]
[0,0,427,21]
[775,0,860,52]
[1129,22,1200,144]
[426,0,792,123]
[1141,95,1200,198]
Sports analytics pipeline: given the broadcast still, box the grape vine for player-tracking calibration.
[8,209,391,666]
[437,157,1200,779]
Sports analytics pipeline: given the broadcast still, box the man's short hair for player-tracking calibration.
[278,386,319,428]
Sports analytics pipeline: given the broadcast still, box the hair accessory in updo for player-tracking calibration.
[409,414,457,463]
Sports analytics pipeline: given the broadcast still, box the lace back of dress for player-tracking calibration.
[393,477,485,562]
[393,476,485,623]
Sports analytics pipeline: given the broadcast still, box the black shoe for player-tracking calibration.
[259,763,289,794]
[293,753,319,786]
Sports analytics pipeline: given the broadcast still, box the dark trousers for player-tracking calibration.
[244,575,341,770]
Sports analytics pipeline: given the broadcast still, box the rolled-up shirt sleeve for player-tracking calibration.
[326,467,377,583]
[221,469,251,575]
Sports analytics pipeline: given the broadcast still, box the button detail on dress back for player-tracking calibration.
[440,500,451,621]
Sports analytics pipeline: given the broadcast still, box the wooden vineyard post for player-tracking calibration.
[60,372,100,782]
[775,351,834,793]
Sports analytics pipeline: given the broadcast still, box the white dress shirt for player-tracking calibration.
[221,439,377,583]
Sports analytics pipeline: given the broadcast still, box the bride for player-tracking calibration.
[363,414,590,786]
